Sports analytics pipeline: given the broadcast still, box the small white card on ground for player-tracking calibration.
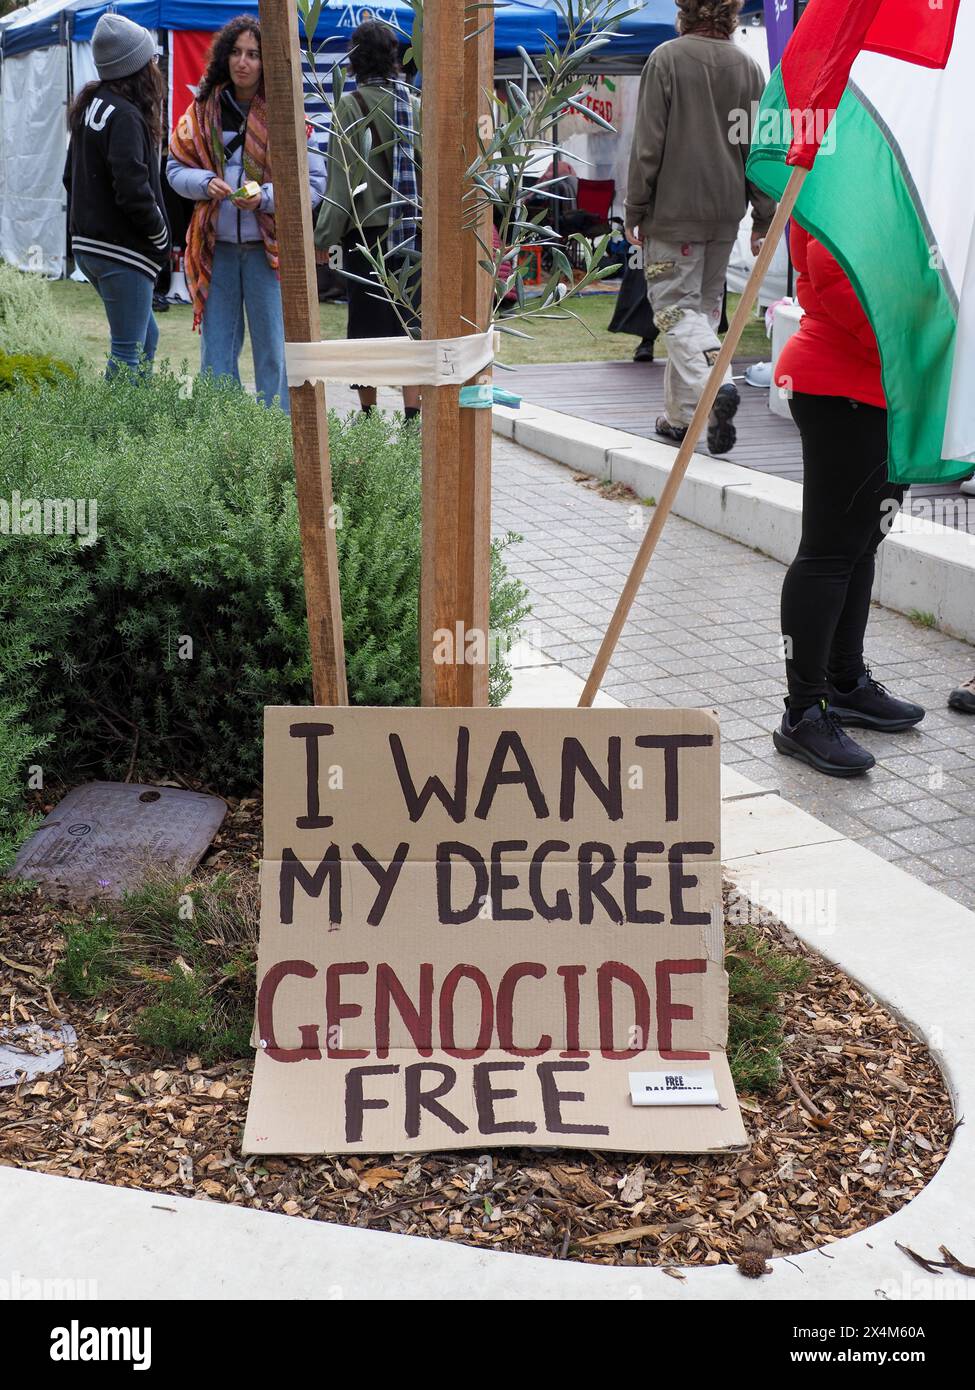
[629,1070,719,1107]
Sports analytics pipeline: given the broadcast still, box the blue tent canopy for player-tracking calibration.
[72,2,162,43]
[489,0,680,71]
[157,1,558,54]
[2,0,560,57]
[515,0,678,58]
[505,2,766,66]
[0,0,156,55]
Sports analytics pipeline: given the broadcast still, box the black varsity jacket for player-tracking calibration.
[63,84,171,281]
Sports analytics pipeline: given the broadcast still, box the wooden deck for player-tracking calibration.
[501,358,970,525]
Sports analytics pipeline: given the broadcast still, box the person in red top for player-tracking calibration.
[772,224,925,777]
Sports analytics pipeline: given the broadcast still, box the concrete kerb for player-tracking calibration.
[0,658,972,1300]
[493,401,975,646]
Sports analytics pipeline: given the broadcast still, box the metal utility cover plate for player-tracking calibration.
[9,782,227,899]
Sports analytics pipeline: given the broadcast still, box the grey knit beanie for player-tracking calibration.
[92,14,156,81]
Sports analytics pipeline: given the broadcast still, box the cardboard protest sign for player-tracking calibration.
[243,708,746,1154]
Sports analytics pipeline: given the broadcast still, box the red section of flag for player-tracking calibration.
[864,0,961,68]
[169,29,214,133]
[781,0,960,169]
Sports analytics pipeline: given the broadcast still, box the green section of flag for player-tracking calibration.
[747,67,966,485]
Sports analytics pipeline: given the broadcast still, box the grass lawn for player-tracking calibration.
[50,277,771,378]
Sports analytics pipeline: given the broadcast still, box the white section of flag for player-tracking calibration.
[851,2,975,464]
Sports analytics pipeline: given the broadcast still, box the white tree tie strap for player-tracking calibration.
[285,327,498,388]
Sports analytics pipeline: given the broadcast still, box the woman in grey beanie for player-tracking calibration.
[63,15,170,379]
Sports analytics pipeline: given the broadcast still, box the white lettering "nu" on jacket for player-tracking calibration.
[83,98,115,132]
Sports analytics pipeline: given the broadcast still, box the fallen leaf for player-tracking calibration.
[520,1167,560,1196]
[358,1166,402,1191]
[576,1224,664,1248]
[939,1246,975,1278]
[895,1241,942,1275]
[731,1191,767,1225]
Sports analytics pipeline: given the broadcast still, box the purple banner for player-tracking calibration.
[763,0,796,70]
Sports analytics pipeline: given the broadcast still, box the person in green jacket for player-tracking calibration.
[315,21,421,420]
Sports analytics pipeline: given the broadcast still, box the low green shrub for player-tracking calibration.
[0,348,75,393]
[135,969,252,1061]
[0,369,529,817]
[55,869,258,1063]
[0,702,45,870]
[726,924,811,1092]
[0,262,80,364]
[55,916,126,999]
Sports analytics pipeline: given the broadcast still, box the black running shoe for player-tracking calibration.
[827,669,925,731]
[948,675,975,714]
[772,699,876,776]
[707,382,739,455]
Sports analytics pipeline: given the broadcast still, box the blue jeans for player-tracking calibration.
[75,252,159,380]
[200,242,289,413]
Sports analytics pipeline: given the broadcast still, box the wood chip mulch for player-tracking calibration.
[0,791,956,1272]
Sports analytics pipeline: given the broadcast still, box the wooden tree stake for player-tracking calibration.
[420,0,494,707]
[259,0,347,706]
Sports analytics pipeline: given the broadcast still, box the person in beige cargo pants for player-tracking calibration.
[625,0,776,454]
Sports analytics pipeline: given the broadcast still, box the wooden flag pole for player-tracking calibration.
[259,0,348,706]
[420,0,495,707]
[579,165,808,708]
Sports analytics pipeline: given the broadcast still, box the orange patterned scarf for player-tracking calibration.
[169,85,279,329]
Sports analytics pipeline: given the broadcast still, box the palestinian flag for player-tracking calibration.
[747,0,973,484]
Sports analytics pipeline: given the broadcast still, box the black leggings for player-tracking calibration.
[781,393,904,710]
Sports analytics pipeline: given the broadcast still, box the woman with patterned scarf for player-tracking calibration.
[167,14,326,412]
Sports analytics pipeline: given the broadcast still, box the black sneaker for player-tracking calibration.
[772,700,876,776]
[707,382,739,455]
[633,338,655,363]
[948,675,975,714]
[827,669,925,731]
